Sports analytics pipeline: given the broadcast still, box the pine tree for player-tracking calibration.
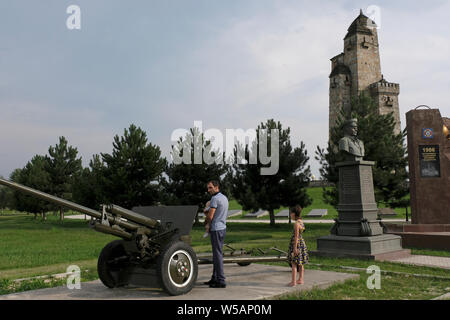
[10,155,52,219]
[229,119,312,226]
[315,92,409,209]
[101,124,167,208]
[73,154,107,210]
[162,127,229,223]
[45,136,83,220]
[0,176,13,214]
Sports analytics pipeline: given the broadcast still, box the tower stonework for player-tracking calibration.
[329,11,401,136]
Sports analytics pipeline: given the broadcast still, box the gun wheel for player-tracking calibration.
[157,240,198,296]
[97,240,129,288]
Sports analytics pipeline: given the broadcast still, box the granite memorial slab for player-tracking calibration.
[307,209,328,217]
[378,208,397,217]
[227,210,242,217]
[406,108,450,224]
[275,209,289,217]
[244,209,269,218]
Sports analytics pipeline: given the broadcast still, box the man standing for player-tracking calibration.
[204,179,228,288]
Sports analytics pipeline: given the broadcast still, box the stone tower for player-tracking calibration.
[329,10,401,136]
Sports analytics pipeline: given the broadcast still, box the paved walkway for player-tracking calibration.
[65,214,406,224]
[388,255,450,270]
[0,264,359,300]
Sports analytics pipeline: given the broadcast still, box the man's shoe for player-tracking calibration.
[209,282,226,288]
[204,279,216,285]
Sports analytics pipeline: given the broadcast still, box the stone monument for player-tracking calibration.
[385,107,450,250]
[406,108,450,224]
[315,119,410,260]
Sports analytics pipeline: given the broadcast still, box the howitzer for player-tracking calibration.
[0,177,200,295]
[0,178,289,296]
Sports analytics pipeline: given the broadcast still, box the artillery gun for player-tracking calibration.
[0,178,288,296]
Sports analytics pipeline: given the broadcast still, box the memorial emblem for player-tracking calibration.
[422,128,434,139]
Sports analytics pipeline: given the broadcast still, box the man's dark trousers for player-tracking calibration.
[210,229,226,284]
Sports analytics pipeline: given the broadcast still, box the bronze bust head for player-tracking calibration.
[338,118,365,161]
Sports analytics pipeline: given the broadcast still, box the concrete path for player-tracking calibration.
[0,264,359,300]
[388,255,450,270]
[432,292,450,300]
[65,214,406,224]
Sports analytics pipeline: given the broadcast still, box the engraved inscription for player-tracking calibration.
[340,167,360,203]
[360,167,375,203]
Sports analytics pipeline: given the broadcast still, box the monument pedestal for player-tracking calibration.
[315,234,409,260]
[315,160,409,260]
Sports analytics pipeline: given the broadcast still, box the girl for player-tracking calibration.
[287,205,309,286]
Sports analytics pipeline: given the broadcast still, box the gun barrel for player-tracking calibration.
[0,178,102,219]
[92,222,133,240]
[0,178,140,232]
[108,204,160,229]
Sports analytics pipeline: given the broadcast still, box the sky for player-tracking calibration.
[1,0,449,179]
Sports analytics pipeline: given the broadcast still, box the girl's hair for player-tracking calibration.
[289,205,302,219]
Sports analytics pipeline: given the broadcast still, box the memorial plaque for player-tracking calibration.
[419,145,440,178]
[275,209,289,217]
[307,209,328,217]
[340,167,360,203]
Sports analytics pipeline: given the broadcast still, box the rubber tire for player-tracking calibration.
[156,240,198,296]
[97,240,128,288]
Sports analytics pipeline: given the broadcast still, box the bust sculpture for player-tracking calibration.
[338,118,365,161]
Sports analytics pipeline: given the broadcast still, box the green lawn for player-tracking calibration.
[278,272,450,300]
[0,214,116,271]
[227,187,410,220]
[226,187,338,220]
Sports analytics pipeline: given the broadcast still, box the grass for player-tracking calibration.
[0,214,116,271]
[0,206,448,299]
[226,187,338,220]
[278,272,450,300]
[0,268,100,295]
[226,187,411,221]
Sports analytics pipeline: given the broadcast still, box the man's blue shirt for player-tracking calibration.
[209,192,228,231]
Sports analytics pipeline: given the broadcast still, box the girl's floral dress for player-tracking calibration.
[288,219,309,271]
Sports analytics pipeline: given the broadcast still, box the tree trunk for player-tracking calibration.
[59,207,64,221]
[42,211,47,221]
[269,209,275,226]
[34,213,38,220]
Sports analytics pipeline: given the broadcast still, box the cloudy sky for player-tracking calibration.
[1,0,449,179]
